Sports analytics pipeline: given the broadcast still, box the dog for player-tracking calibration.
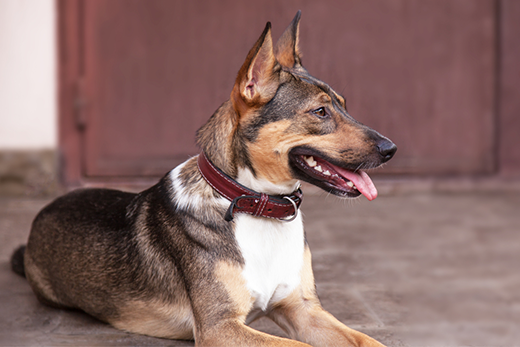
[11,11,396,347]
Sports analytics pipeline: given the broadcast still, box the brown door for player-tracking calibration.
[60,0,497,183]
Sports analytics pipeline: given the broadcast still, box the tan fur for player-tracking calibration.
[274,11,302,69]
[199,320,311,347]
[248,120,370,184]
[196,101,240,177]
[214,261,254,321]
[232,24,280,116]
[268,247,385,347]
[199,261,313,346]
[113,299,194,340]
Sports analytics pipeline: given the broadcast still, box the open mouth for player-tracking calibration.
[290,151,378,201]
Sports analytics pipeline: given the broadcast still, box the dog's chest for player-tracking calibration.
[234,214,305,312]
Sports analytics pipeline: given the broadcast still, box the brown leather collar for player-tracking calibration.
[197,152,303,222]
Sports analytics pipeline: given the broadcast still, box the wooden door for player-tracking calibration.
[59,0,497,184]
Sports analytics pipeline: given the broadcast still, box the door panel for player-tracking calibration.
[76,0,496,178]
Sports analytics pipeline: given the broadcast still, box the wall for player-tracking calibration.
[0,0,56,149]
[499,0,520,177]
[0,0,518,196]
[0,0,58,195]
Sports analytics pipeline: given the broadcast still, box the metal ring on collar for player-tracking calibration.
[282,196,299,222]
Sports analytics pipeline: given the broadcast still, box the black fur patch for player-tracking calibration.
[11,245,26,277]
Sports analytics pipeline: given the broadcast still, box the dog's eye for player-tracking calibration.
[312,107,327,118]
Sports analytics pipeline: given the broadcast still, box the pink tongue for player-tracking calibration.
[334,167,378,201]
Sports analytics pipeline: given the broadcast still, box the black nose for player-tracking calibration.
[377,140,397,163]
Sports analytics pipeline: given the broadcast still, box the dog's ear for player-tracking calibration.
[275,10,302,68]
[232,22,279,114]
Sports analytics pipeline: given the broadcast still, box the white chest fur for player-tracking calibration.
[234,213,305,312]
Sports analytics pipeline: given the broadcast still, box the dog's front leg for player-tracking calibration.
[188,260,310,347]
[196,319,311,347]
[269,304,386,347]
[267,247,386,347]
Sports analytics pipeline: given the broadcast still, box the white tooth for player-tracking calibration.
[305,156,317,167]
[347,181,354,188]
[315,165,323,172]
[324,170,331,176]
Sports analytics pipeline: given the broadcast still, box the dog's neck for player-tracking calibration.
[236,167,300,196]
[196,100,242,178]
[196,152,302,221]
[197,100,301,196]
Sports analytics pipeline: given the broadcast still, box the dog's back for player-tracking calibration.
[24,189,138,311]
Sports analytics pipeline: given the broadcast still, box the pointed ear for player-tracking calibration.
[232,22,279,113]
[275,11,302,68]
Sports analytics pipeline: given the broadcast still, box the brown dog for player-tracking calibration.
[12,11,396,347]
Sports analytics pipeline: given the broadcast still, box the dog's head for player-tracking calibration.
[198,12,396,200]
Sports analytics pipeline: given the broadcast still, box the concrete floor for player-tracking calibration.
[1,190,519,346]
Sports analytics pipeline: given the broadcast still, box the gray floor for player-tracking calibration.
[1,190,519,346]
